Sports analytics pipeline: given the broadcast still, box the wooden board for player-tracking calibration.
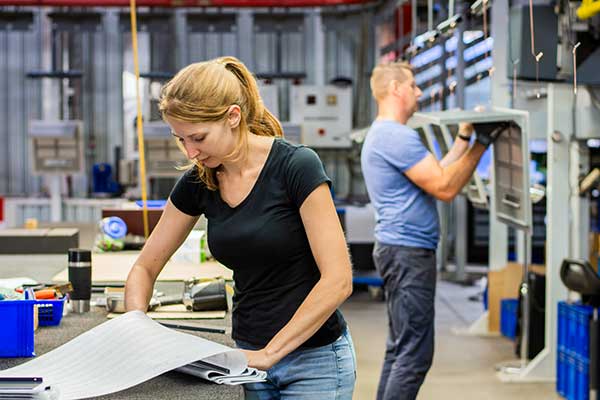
[51,252,233,283]
[107,304,226,320]
[487,262,545,333]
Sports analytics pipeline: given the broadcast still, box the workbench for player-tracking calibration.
[0,307,243,399]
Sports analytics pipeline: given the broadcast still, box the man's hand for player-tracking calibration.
[240,348,277,371]
[458,122,474,139]
[474,122,509,147]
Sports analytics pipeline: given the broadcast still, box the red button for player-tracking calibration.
[318,129,325,136]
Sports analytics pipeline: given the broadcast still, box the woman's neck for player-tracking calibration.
[219,134,274,177]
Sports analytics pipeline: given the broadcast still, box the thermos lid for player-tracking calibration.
[101,216,128,239]
[68,248,92,263]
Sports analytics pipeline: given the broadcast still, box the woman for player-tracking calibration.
[124,56,356,399]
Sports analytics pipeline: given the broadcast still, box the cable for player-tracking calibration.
[129,0,150,238]
[528,0,543,97]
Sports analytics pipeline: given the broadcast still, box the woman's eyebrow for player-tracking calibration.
[171,131,206,138]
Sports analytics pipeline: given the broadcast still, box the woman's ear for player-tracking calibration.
[228,105,242,128]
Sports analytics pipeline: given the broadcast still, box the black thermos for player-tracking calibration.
[68,248,92,313]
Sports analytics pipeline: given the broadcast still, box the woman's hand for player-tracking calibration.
[240,348,277,371]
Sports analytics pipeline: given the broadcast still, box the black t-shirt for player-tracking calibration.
[169,138,346,348]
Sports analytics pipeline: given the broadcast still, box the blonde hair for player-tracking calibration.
[370,61,413,101]
[159,56,283,190]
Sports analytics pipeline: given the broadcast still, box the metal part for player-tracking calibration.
[0,0,373,6]
[552,130,563,143]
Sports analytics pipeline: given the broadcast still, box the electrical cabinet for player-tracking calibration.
[29,120,84,175]
[143,121,187,177]
[289,85,352,148]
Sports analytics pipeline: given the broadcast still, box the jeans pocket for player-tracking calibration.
[332,336,356,399]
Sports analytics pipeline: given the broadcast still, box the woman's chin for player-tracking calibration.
[199,159,219,169]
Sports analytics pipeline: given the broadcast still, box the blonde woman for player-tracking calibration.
[124,56,356,400]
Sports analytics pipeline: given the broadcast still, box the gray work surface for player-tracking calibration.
[0,308,243,399]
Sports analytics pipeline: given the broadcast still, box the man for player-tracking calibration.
[360,61,500,400]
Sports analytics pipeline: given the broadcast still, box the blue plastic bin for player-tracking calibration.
[575,306,593,359]
[500,298,518,340]
[567,354,578,400]
[557,349,567,396]
[558,302,567,352]
[36,297,66,326]
[135,199,166,209]
[576,356,590,400]
[0,300,36,357]
[557,301,594,400]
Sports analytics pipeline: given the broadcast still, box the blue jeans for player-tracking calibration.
[373,242,437,400]
[235,328,356,400]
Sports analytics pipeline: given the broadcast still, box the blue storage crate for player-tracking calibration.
[576,356,590,400]
[575,306,593,359]
[500,298,519,340]
[558,302,594,400]
[567,354,577,400]
[567,305,579,357]
[557,349,567,397]
[36,297,66,326]
[558,302,567,352]
[0,300,36,357]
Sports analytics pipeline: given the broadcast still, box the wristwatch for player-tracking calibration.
[457,133,471,141]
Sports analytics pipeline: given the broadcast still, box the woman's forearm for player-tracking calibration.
[124,264,157,312]
[264,275,352,364]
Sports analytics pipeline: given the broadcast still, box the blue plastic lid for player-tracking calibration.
[101,217,128,239]
[135,200,167,209]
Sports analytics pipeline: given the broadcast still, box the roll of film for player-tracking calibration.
[68,248,92,313]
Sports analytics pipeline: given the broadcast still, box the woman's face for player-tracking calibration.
[166,107,241,169]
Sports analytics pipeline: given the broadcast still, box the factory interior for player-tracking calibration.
[1,0,600,398]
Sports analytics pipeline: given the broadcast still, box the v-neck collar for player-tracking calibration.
[218,138,279,210]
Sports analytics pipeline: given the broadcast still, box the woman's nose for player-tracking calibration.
[184,143,200,160]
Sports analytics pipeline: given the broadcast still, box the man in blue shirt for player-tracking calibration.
[361,62,499,400]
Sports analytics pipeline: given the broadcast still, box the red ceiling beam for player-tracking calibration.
[0,0,372,6]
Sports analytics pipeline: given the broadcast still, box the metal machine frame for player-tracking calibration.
[409,108,531,281]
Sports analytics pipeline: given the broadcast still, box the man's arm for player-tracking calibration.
[440,123,475,167]
[405,142,486,202]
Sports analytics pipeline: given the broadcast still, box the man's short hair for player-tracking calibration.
[370,62,413,101]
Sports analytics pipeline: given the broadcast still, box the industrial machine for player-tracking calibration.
[29,120,84,175]
[289,84,353,148]
[143,121,187,177]
[29,120,85,222]
[408,108,531,282]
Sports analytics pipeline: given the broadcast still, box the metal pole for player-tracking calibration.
[428,0,433,31]
[412,0,417,41]
[519,230,531,365]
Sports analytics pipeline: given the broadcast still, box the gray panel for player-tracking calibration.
[93,29,108,166]
[508,5,558,80]
[104,11,123,167]
[0,31,8,193]
[188,32,238,62]
[253,33,276,73]
[7,32,27,195]
[281,32,304,72]
[24,22,42,195]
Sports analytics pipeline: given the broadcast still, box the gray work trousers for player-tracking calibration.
[372,242,436,400]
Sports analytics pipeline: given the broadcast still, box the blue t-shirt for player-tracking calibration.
[360,120,439,249]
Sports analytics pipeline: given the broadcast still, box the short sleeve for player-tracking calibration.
[376,127,429,172]
[285,146,332,208]
[169,168,206,216]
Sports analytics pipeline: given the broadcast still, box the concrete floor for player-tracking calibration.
[342,281,561,400]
